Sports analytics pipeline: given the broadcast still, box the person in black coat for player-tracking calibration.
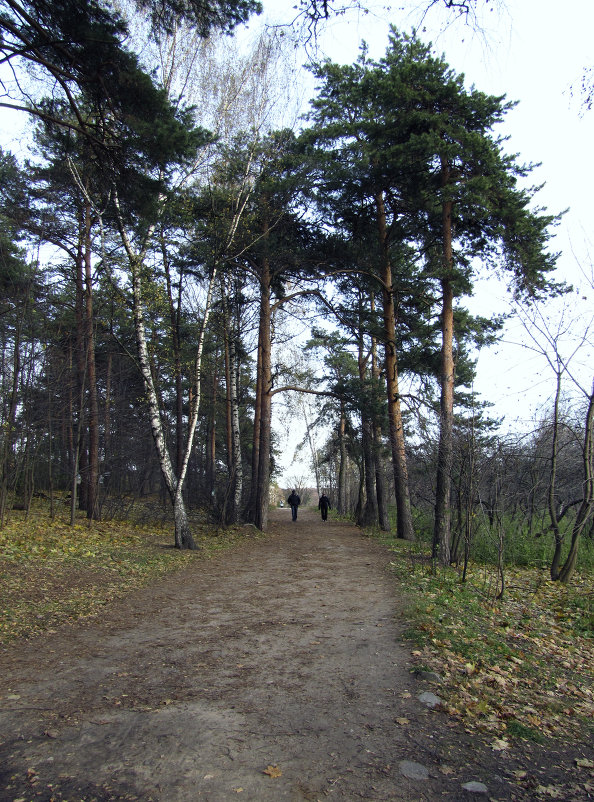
[318,493,331,521]
[287,490,301,521]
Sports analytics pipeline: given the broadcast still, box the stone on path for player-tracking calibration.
[418,690,442,708]
[398,760,429,780]
[462,780,489,794]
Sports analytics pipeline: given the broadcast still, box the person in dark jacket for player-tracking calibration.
[287,490,301,521]
[318,493,331,521]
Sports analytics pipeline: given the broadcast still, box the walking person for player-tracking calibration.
[287,489,301,521]
[318,492,331,521]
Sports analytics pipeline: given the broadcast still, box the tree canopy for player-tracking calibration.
[0,0,589,584]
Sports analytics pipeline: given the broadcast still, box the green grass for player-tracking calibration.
[373,530,593,744]
[0,500,267,643]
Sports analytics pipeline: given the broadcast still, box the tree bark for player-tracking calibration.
[337,402,348,515]
[433,171,455,566]
[254,239,273,532]
[357,314,378,527]
[558,381,594,583]
[247,327,263,522]
[83,200,100,520]
[371,295,390,532]
[205,360,219,503]
[161,231,185,480]
[74,228,88,514]
[374,190,414,541]
[548,370,564,580]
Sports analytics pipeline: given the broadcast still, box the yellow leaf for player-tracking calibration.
[395,717,409,725]
[263,765,282,778]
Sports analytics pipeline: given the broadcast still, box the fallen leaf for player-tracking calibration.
[263,765,282,778]
[536,784,565,798]
[575,758,594,769]
[395,717,409,725]
[491,738,510,751]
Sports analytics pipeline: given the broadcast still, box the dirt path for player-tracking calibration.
[0,510,571,801]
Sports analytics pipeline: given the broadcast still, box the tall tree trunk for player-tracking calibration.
[247,320,263,522]
[548,369,564,580]
[433,181,455,566]
[83,200,100,520]
[222,279,244,524]
[357,315,377,527]
[74,230,88,514]
[0,280,28,526]
[230,335,243,523]
[205,361,219,502]
[337,403,348,516]
[558,381,594,583]
[223,315,234,475]
[254,244,273,532]
[104,351,112,491]
[113,192,197,550]
[371,295,390,532]
[375,190,414,541]
[161,232,185,479]
[130,255,196,549]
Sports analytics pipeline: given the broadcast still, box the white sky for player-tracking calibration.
[264,0,594,485]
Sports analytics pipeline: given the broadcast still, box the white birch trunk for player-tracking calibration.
[230,319,243,521]
[113,190,196,549]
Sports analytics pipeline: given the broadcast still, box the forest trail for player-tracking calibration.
[0,509,544,801]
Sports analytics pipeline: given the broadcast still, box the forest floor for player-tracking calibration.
[0,508,592,802]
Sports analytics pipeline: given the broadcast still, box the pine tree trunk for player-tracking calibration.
[254,246,272,532]
[104,351,112,486]
[433,187,455,566]
[371,303,390,532]
[375,191,414,541]
[74,233,88,514]
[359,418,378,527]
[247,332,263,522]
[83,201,100,520]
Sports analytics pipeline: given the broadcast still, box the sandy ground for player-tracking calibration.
[0,508,589,801]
